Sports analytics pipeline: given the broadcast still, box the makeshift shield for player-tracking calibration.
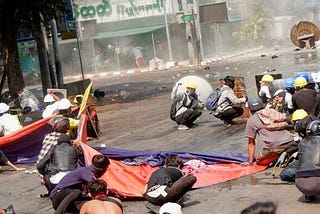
[174,75,213,102]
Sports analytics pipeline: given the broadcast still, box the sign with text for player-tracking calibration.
[73,0,186,23]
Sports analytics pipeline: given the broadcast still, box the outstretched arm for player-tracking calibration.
[6,160,25,171]
[248,138,256,164]
[47,89,61,101]
[170,83,182,99]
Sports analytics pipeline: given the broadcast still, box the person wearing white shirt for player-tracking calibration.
[258,74,274,103]
[0,103,22,136]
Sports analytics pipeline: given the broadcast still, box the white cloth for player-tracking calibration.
[0,113,22,135]
[50,171,70,184]
[259,85,271,99]
[146,185,168,198]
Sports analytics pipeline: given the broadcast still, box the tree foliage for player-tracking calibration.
[0,0,70,95]
[239,3,273,45]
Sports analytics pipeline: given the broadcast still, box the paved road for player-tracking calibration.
[1,46,320,213]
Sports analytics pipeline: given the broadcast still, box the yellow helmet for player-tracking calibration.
[294,77,307,88]
[260,74,274,83]
[186,82,196,89]
[292,109,308,123]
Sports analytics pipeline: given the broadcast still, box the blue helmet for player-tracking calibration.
[295,72,310,83]
[284,77,295,88]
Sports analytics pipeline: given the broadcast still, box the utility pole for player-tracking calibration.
[183,0,195,65]
[193,0,203,64]
[51,18,63,88]
[163,0,173,61]
[70,0,85,80]
[36,19,52,95]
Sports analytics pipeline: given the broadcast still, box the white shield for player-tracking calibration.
[173,75,214,102]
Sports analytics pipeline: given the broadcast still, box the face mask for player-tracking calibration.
[186,90,195,96]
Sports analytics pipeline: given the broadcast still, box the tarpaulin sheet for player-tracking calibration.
[82,144,267,199]
[82,143,158,198]
[0,116,53,163]
[94,147,250,166]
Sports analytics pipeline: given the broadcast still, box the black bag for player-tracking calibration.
[170,99,179,121]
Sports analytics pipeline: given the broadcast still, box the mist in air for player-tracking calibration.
[56,0,320,79]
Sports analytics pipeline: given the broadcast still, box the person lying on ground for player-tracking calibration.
[0,150,25,172]
[50,154,110,214]
[143,155,196,206]
[80,179,125,214]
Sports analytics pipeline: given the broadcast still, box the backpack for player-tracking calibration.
[170,98,179,121]
[205,89,222,111]
[256,108,288,131]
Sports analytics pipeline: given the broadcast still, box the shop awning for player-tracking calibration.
[92,25,166,40]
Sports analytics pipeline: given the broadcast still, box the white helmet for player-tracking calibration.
[57,98,72,110]
[159,202,182,214]
[0,103,9,113]
[44,94,55,103]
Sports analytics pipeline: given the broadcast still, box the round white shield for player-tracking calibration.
[173,75,213,101]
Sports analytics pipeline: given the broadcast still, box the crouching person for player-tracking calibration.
[295,120,320,202]
[171,82,203,130]
[216,76,247,127]
[245,96,295,166]
[144,155,196,206]
[50,154,110,214]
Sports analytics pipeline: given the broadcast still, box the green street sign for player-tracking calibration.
[66,21,77,31]
[181,14,193,22]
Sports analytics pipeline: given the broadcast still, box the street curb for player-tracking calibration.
[63,47,264,81]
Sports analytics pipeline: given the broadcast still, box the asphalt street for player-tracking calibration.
[1,46,320,213]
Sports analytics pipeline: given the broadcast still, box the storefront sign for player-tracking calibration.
[74,0,165,23]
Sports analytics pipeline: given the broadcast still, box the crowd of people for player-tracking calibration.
[3,72,320,213]
[170,72,320,205]
[247,72,320,203]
